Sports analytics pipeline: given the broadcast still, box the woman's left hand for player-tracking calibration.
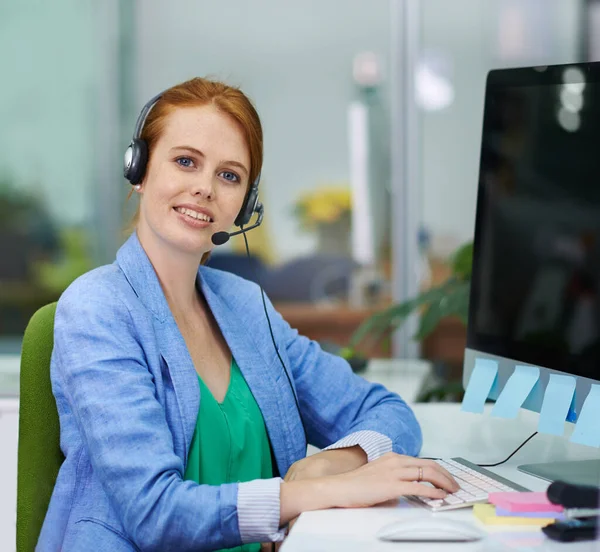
[269,446,368,549]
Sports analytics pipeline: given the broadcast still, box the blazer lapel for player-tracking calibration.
[199,274,297,475]
[153,319,200,462]
[116,233,199,461]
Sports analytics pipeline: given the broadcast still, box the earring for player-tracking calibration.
[134,185,141,191]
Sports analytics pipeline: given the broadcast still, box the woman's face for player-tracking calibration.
[137,104,251,256]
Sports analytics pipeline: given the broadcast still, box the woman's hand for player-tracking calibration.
[284,446,368,482]
[279,452,460,527]
[326,452,460,509]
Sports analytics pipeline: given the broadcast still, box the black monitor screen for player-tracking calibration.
[468,63,600,381]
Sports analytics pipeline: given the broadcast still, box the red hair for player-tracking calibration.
[125,77,263,263]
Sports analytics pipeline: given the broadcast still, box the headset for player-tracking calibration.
[124,91,307,455]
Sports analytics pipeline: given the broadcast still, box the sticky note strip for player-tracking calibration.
[570,384,600,448]
[491,365,540,419]
[473,504,556,527]
[495,507,564,520]
[538,374,577,436]
[461,358,498,413]
[488,492,563,513]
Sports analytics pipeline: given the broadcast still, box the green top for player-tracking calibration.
[184,358,273,552]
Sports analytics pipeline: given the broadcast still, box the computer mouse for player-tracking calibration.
[376,517,486,542]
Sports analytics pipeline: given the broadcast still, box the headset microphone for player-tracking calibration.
[211,232,231,246]
[211,202,264,246]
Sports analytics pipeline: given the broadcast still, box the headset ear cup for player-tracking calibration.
[124,139,149,185]
[235,183,259,227]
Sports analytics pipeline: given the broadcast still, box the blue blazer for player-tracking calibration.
[38,232,422,551]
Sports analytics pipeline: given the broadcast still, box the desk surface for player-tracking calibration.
[283,374,600,551]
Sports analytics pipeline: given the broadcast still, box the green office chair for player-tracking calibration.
[16,302,64,552]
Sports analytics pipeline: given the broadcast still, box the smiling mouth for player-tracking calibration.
[173,207,213,223]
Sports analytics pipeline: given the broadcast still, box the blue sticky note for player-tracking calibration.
[538,374,576,436]
[571,385,600,448]
[491,365,540,419]
[461,358,498,413]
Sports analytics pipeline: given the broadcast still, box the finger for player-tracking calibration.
[422,465,459,492]
[397,457,458,488]
[378,454,459,492]
[398,466,458,493]
[418,466,458,493]
[397,481,448,499]
[399,461,459,492]
[413,458,455,481]
[416,460,459,489]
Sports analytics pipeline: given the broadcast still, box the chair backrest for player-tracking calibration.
[206,252,266,284]
[16,302,64,552]
[262,254,357,302]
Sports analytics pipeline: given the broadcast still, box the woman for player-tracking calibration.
[38,77,458,551]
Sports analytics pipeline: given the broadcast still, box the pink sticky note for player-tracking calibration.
[488,492,564,513]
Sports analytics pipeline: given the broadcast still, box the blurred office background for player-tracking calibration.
[0,0,594,396]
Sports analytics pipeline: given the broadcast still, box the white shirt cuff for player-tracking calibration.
[237,477,287,544]
[323,430,392,462]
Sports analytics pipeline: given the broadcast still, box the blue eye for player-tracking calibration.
[176,157,194,168]
[220,170,240,183]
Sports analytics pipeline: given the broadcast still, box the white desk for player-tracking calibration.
[283,369,600,551]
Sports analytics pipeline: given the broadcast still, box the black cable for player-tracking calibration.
[241,230,308,449]
[421,431,538,467]
[476,431,538,468]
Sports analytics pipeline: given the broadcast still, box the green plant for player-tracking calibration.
[0,175,45,231]
[342,241,474,358]
[0,174,61,277]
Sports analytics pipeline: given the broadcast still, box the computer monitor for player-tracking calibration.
[463,62,600,486]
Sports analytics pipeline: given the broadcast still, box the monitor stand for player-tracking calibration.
[518,459,600,487]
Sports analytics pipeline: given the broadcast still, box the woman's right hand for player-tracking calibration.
[279,452,460,526]
[325,452,460,509]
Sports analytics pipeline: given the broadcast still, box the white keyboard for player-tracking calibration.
[407,457,529,512]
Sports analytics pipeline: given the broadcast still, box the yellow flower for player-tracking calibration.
[294,184,352,229]
[308,202,340,223]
